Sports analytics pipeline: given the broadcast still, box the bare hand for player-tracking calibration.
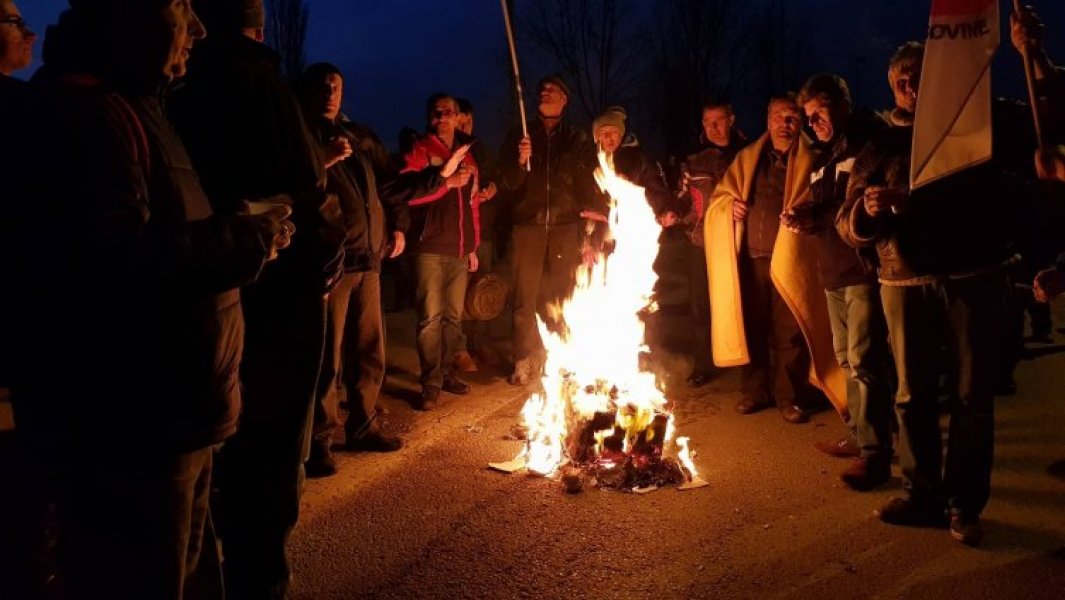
[1035,145,1065,182]
[863,186,907,217]
[781,205,816,234]
[732,199,748,222]
[580,244,599,267]
[1034,268,1065,303]
[389,231,406,258]
[518,136,532,167]
[446,164,472,189]
[324,136,352,169]
[467,252,479,273]
[1010,4,1045,56]
[657,211,679,228]
[440,144,472,179]
[580,210,609,223]
[241,201,295,261]
[475,182,498,203]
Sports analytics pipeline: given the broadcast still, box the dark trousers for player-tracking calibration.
[216,286,326,599]
[511,223,581,362]
[686,240,713,373]
[740,256,810,409]
[312,271,385,449]
[415,253,469,387]
[56,446,220,600]
[825,284,893,459]
[881,274,1005,517]
[0,431,53,600]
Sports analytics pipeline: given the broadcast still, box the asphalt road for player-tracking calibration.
[289,301,1065,600]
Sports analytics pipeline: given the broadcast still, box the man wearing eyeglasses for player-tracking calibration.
[0,1,33,82]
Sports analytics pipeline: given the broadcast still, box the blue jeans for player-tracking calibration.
[825,284,893,460]
[415,253,469,387]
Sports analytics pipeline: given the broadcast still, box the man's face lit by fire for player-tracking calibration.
[889,60,921,115]
[0,0,35,75]
[430,97,459,138]
[596,125,622,154]
[159,0,205,80]
[457,111,473,135]
[803,95,848,144]
[701,106,734,148]
[314,72,343,121]
[767,98,800,152]
[538,82,567,118]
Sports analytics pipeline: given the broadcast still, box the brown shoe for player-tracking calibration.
[453,350,479,373]
[442,376,471,395]
[305,445,338,479]
[416,385,440,411]
[875,497,948,527]
[734,395,770,415]
[780,405,809,424]
[344,428,403,453]
[840,457,890,491]
[814,436,860,458]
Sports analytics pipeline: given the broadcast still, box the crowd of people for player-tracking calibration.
[0,0,1063,598]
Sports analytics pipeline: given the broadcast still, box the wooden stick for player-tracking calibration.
[1013,0,1046,146]
[500,0,531,170]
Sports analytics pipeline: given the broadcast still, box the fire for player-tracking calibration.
[512,152,698,488]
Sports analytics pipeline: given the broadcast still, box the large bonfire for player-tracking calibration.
[502,152,702,492]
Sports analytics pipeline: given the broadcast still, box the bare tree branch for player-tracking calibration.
[266,0,310,82]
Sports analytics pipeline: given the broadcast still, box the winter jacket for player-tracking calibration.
[306,116,432,272]
[804,109,886,290]
[403,132,481,257]
[0,11,275,453]
[500,118,605,227]
[612,144,676,217]
[168,34,346,293]
[839,107,1024,284]
[676,137,746,245]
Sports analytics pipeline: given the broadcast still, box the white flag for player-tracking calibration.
[911,0,999,189]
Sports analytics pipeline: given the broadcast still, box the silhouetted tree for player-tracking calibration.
[649,0,750,154]
[519,0,647,122]
[266,0,309,81]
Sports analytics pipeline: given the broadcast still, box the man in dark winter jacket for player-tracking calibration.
[0,1,289,597]
[499,74,606,385]
[674,100,747,387]
[168,0,346,596]
[298,63,444,477]
[592,105,674,219]
[838,42,1017,546]
[785,73,893,491]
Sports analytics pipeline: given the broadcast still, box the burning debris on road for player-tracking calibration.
[490,153,706,494]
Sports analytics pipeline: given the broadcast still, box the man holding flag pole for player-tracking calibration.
[838,0,1026,547]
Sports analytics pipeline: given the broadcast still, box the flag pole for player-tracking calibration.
[1012,0,1045,146]
[500,0,531,170]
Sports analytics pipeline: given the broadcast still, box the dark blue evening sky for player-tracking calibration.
[16,1,1065,156]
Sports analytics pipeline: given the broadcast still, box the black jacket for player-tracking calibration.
[839,106,1025,283]
[676,137,746,245]
[0,11,275,453]
[499,117,605,227]
[168,34,346,292]
[307,116,439,272]
[806,109,886,290]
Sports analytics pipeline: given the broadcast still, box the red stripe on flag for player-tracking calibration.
[931,0,995,18]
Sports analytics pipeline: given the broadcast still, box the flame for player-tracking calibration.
[513,152,697,481]
[676,436,698,479]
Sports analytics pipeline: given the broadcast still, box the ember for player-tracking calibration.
[500,152,702,492]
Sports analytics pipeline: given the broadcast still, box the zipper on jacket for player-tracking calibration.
[545,129,552,232]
